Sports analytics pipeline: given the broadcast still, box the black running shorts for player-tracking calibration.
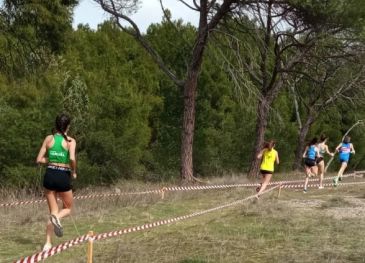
[316,157,324,164]
[304,158,316,167]
[43,167,71,192]
[260,169,273,175]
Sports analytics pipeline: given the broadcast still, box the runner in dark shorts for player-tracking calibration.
[302,138,320,193]
[36,114,77,251]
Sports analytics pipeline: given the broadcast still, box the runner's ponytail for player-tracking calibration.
[265,140,276,150]
[53,114,71,142]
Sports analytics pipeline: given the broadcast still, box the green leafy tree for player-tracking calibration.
[220,0,365,176]
[0,0,78,77]
[95,0,256,182]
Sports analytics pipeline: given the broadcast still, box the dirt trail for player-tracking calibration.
[281,195,365,219]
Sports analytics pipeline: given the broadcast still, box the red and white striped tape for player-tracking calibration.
[14,186,279,263]
[0,199,48,208]
[12,180,365,262]
[268,171,363,186]
[2,171,364,208]
[0,190,161,208]
[279,181,365,189]
[162,172,361,192]
[14,234,90,263]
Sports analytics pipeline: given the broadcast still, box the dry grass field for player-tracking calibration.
[1,173,365,263]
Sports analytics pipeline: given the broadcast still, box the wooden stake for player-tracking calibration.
[160,187,167,200]
[87,231,94,263]
[277,185,282,198]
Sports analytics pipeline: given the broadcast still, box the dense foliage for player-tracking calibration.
[0,2,364,189]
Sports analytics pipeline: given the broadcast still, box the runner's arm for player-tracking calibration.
[276,153,280,165]
[257,149,265,159]
[302,146,308,158]
[350,143,355,154]
[36,136,50,164]
[69,139,77,178]
[326,145,334,156]
[335,143,342,152]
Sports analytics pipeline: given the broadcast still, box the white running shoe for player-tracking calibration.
[318,186,324,189]
[50,214,63,237]
[42,243,52,251]
[333,177,339,187]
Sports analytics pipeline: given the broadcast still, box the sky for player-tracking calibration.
[73,0,199,31]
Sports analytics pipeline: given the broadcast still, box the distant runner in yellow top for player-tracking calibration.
[256,140,279,197]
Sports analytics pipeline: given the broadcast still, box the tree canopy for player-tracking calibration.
[0,1,364,188]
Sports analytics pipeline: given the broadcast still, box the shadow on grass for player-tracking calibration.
[319,196,351,209]
[12,236,35,245]
[180,259,207,263]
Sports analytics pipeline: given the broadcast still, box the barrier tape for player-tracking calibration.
[279,181,365,189]
[14,234,90,263]
[267,171,364,186]
[0,190,161,208]
[12,180,365,262]
[2,171,364,208]
[163,172,363,192]
[14,185,279,263]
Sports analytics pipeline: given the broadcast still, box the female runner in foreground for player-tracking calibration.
[302,138,320,193]
[316,135,334,189]
[333,136,355,186]
[36,114,77,251]
[256,140,279,197]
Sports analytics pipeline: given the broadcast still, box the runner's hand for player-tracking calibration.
[72,172,77,179]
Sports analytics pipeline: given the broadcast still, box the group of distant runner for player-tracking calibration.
[302,135,355,192]
[35,113,356,250]
[256,135,355,195]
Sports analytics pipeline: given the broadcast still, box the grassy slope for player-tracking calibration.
[1,174,365,263]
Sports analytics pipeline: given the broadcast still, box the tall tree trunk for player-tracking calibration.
[181,72,198,182]
[248,98,270,177]
[180,1,209,182]
[292,115,315,170]
[247,1,274,178]
[97,0,243,182]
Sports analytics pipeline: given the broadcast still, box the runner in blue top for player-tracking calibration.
[333,136,355,186]
[302,137,320,193]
